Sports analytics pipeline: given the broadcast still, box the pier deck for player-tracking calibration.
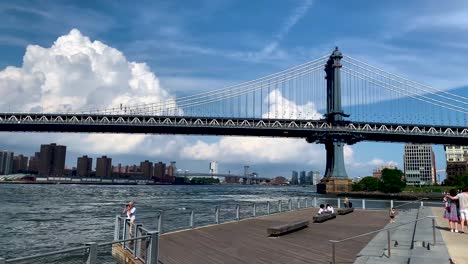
[158,208,388,264]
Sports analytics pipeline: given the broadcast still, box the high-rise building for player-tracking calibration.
[96,156,112,177]
[38,143,66,177]
[306,171,313,185]
[291,171,299,185]
[154,162,166,178]
[77,155,92,177]
[209,161,218,174]
[140,160,153,177]
[0,151,14,175]
[166,162,177,177]
[445,145,468,162]
[444,145,468,180]
[312,171,321,185]
[299,171,306,185]
[404,144,436,185]
[28,152,40,172]
[12,154,28,173]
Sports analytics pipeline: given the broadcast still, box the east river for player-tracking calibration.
[0,184,321,260]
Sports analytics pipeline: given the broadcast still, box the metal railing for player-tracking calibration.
[2,221,159,264]
[1,197,443,263]
[328,215,437,264]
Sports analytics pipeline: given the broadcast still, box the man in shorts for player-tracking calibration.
[447,188,468,233]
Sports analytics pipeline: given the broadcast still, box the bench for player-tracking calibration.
[313,213,336,223]
[267,220,309,236]
[337,208,354,215]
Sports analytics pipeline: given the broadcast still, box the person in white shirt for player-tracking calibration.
[123,201,136,237]
[447,188,468,233]
[326,204,334,214]
[317,204,325,215]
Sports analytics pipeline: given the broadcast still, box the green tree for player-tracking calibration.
[358,176,380,192]
[452,174,468,189]
[380,168,406,193]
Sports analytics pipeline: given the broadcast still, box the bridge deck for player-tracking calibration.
[158,208,388,264]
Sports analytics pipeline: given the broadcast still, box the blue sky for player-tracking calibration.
[0,0,467,179]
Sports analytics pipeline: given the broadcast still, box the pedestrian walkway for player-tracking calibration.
[156,208,388,264]
[432,207,468,264]
[354,207,450,263]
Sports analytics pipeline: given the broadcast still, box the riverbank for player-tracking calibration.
[337,191,444,200]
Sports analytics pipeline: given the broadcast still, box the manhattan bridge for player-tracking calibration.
[0,48,467,191]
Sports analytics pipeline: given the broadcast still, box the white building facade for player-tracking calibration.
[209,161,218,174]
[403,144,436,185]
[445,145,468,162]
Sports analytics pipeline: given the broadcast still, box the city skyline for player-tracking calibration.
[0,1,467,178]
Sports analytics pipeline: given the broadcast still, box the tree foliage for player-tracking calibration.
[352,169,406,193]
[444,173,468,189]
[380,168,406,193]
[355,176,380,192]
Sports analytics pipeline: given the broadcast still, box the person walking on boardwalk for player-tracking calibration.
[446,188,468,233]
[443,189,459,233]
[389,208,396,223]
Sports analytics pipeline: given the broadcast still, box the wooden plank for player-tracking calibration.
[158,208,388,264]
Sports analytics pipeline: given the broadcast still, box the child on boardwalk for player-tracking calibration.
[443,189,459,233]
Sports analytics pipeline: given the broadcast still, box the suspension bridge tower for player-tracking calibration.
[316,47,353,194]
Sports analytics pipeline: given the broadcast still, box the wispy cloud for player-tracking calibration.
[259,0,314,58]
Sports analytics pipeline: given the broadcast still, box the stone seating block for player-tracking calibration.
[337,208,354,215]
[267,220,309,236]
[313,213,336,223]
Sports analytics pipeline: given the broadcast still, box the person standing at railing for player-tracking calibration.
[344,197,349,208]
[443,189,459,233]
[123,201,136,238]
[446,188,468,234]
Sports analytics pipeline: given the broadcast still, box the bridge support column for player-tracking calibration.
[316,47,352,194]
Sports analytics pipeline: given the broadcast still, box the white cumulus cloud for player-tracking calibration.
[0,28,174,113]
[181,136,326,165]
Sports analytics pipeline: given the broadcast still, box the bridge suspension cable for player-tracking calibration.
[90,54,329,116]
[342,68,468,114]
[343,55,468,102]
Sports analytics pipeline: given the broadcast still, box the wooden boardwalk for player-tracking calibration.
[158,208,388,264]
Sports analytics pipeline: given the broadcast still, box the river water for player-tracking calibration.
[0,184,324,260]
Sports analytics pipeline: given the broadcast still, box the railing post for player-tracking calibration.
[236,204,240,220]
[420,201,424,207]
[85,242,97,264]
[362,199,366,209]
[215,206,220,224]
[331,242,336,264]
[190,210,194,228]
[132,224,143,257]
[279,200,282,212]
[314,197,317,207]
[267,201,271,215]
[297,199,301,209]
[157,211,163,233]
[288,199,292,211]
[122,219,128,248]
[133,224,141,255]
[305,198,308,208]
[114,215,120,241]
[432,218,436,245]
[338,198,341,209]
[253,203,256,217]
[147,231,159,264]
[390,200,394,208]
[387,230,391,257]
